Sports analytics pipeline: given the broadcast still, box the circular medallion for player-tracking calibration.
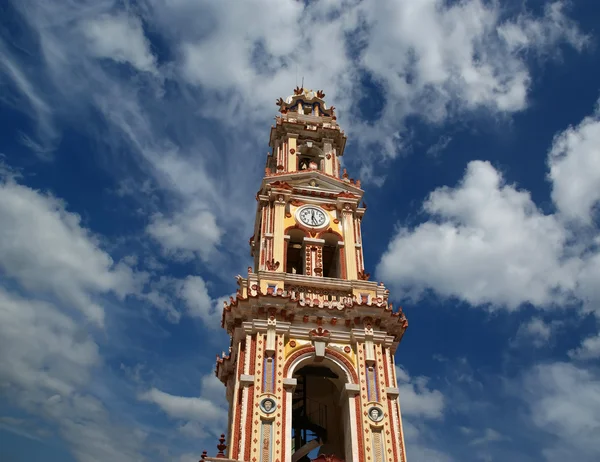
[367,406,384,422]
[259,397,277,414]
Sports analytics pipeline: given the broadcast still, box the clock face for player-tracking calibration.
[297,206,328,228]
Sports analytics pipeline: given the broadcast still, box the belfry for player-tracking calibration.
[204,88,409,462]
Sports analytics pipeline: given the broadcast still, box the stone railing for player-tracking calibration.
[285,284,353,304]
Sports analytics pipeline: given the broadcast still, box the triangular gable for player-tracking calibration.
[263,171,363,197]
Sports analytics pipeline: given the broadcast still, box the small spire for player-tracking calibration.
[200,450,208,461]
[216,434,227,458]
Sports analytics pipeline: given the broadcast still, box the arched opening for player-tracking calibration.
[320,233,341,279]
[298,145,323,172]
[286,229,305,275]
[291,361,348,462]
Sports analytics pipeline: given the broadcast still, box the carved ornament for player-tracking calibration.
[357,270,371,281]
[265,259,280,271]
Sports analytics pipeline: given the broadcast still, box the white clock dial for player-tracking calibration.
[297,206,328,228]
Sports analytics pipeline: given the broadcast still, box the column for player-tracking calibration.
[272,194,287,272]
[303,237,325,276]
[287,134,298,172]
[323,139,334,175]
[341,205,358,280]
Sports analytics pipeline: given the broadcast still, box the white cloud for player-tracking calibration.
[138,274,223,327]
[355,0,586,154]
[0,42,58,154]
[394,366,450,461]
[0,177,141,326]
[568,334,600,361]
[170,0,586,159]
[511,317,560,349]
[523,362,600,462]
[401,419,454,462]
[147,208,222,262]
[377,92,600,315]
[548,103,600,224]
[80,12,157,74]
[177,276,220,327]
[0,286,148,462]
[396,366,445,419]
[0,288,99,399]
[140,387,224,421]
[0,175,155,461]
[468,428,508,446]
[378,161,577,309]
[139,373,227,439]
[498,1,588,54]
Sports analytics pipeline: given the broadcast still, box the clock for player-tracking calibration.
[296,205,329,228]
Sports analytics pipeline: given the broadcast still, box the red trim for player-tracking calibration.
[243,336,256,461]
[282,384,287,462]
[270,203,275,234]
[283,346,358,383]
[339,248,347,279]
[382,346,390,388]
[316,228,343,241]
[244,386,254,462]
[283,239,289,273]
[284,224,309,237]
[231,342,246,459]
[356,397,365,462]
[388,398,398,462]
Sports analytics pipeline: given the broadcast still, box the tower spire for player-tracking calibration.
[205,88,409,462]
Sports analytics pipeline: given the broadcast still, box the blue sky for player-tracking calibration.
[0,0,599,461]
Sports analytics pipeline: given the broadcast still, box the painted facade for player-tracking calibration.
[205,87,409,462]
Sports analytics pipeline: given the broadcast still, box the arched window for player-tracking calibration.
[320,233,341,278]
[287,353,358,462]
[297,144,323,172]
[286,229,305,275]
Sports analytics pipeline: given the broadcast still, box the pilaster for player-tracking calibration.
[323,138,334,176]
[287,134,298,173]
[272,195,287,271]
[341,206,358,280]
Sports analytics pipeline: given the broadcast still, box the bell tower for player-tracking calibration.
[206,88,409,462]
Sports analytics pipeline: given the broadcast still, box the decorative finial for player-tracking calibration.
[200,450,208,461]
[357,270,371,281]
[342,168,349,179]
[317,90,325,99]
[293,86,303,95]
[216,434,227,458]
[276,97,284,106]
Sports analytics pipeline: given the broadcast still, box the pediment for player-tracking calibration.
[263,172,363,199]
